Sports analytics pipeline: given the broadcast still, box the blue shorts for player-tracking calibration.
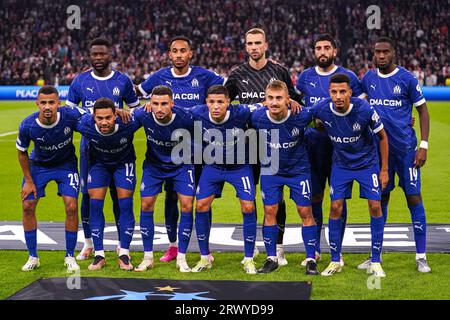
[79,137,90,194]
[384,149,421,195]
[306,128,333,195]
[260,173,312,206]
[23,161,79,200]
[330,164,381,201]
[87,161,136,191]
[196,165,255,201]
[141,165,196,197]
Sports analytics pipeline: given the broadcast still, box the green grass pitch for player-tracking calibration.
[0,100,449,300]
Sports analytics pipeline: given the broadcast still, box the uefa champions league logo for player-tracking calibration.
[84,287,216,300]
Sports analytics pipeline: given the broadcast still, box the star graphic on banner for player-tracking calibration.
[155,286,180,292]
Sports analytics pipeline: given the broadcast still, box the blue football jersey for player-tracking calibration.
[310,97,384,169]
[65,69,140,109]
[16,107,86,166]
[362,66,426,154]
[251,108,312,175]
[188,104,254,167]
[133,106,194,172]
[75,114,141,166]
[138,66,225,108]
[296,65,365,108]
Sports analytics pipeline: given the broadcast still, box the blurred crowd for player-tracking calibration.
[0,0,448,86]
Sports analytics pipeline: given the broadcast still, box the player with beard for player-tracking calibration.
[66,38,140,261]
[296,34,365,267]
[225,28,302,265]
[137,36,224,263]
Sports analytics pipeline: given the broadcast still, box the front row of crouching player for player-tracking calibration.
[17,75,390,277]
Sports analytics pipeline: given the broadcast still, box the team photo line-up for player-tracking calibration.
[17,28,430,278]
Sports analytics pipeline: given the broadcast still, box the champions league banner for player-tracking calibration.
[0,86,449,101]
[7,277,312,301]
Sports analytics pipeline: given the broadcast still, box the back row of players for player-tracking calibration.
[18,28,430,276]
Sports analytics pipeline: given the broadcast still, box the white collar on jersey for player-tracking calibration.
[266,110,291,124]
[35,112,61,129]
[209,110,230,124]
[329,102,353,117]
[95,123,119,136]
[171,67,192,78]
[90,70,115,81]
[152,112,177,126]
[377,67,399,78]
[315,65,338,76]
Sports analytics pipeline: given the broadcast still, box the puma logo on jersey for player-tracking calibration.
[309,82,317,87]
[87,87,94,93]
[165,80,172,86]
[242,79,249,85]
[324,121,332,127]
[126,178,133,184]
[370,84,376,90]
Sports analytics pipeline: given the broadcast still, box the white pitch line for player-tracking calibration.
[0,131,18,137]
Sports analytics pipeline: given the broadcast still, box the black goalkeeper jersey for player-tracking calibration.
[225,60,301,104]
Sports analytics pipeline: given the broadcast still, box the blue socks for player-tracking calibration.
[118,197,135,250]
[195,210,210,255]
[263,225,278,257]
[243,211,257,258]
[302,225,318,260]
[165,193,179,244]
[90,199,105,251]
[409,202,427,254]
[65,230,78,257]
[328,217,342,262]
[81,193,91,239]
[24,229,38,257]
[110,187,122,241]
[340,200,348,247]
[370,215,385,263]
[311,201,323,254]
[178,212,193,254]
[140,210,154,252]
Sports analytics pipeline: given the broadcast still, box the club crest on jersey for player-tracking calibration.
[87,174,92,183]
[140,182,145,191]
[64,127,71,135]
[113,87,120,96]
[291,127,300,137]
[352,122,361,131]
[230,127,240,137]
[329,186,334,195]
[393,85,401,94]
[191,77,199,87]
[269,77,277,83]
[120,137,128,144]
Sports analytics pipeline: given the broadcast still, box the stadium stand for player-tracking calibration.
[0,0,448,85]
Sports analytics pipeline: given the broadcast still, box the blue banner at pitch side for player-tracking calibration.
[0,85,450,101]
[0,86,70,100]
